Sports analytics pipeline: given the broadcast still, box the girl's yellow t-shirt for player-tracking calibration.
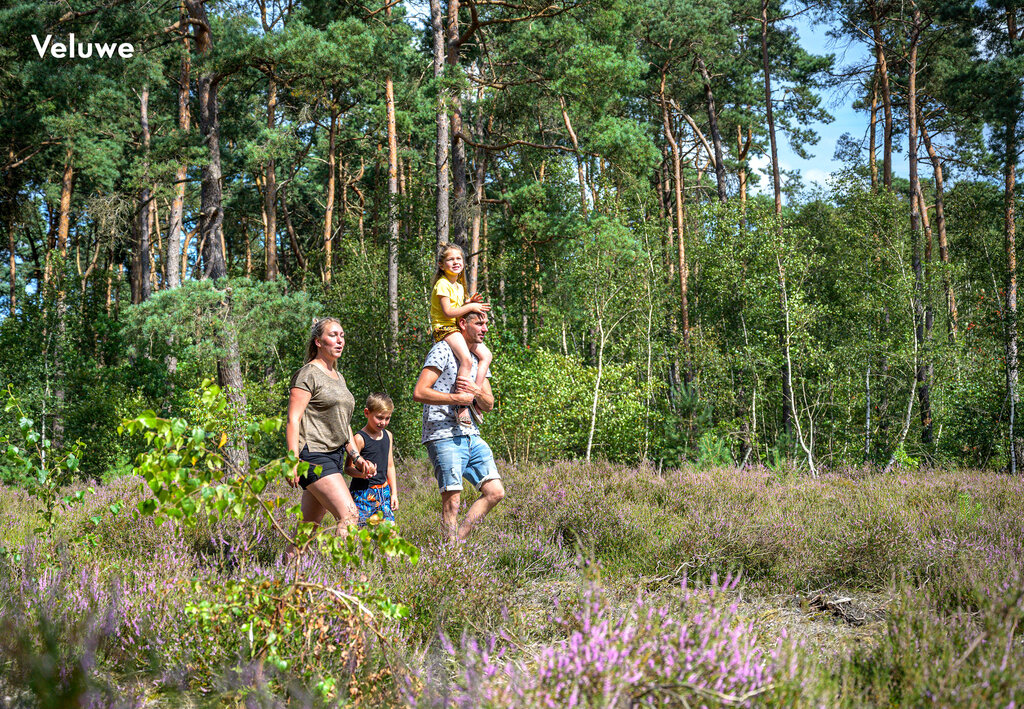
[430,277,464,330]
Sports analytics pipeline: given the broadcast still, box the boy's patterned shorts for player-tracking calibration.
[433,324,459,342]
[350,484,395,526]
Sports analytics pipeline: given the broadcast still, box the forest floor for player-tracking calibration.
[1,459,1022,706]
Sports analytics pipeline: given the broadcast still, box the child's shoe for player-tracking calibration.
[469,401,484,425]
[457,406,473,426]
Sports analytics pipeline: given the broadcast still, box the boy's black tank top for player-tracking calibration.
[349,429,389,490]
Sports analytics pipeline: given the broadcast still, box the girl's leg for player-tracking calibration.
[469,341,492,386]
[444,331,475,424]
[443,331,474,382]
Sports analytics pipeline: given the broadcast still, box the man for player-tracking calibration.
[413,311,505,542]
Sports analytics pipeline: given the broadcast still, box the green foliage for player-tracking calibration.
[486,344,655,463]
[120,380,419,686]
[1,387,113,541]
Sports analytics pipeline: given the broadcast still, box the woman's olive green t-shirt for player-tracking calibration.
[289,362,356,453]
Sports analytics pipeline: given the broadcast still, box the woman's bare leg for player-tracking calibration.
[285,490,328,561]
[285,475,358,560]
[306,474,360,534]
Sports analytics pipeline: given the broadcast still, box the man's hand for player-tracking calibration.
[288,462,301,489]
[455,376,482,397]
[391,495,400,511]
[450,382,476,406]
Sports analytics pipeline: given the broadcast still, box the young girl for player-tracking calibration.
[430,243,492,425]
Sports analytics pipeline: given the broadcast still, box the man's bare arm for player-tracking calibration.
[413,366,475,406]
[456,376,494,412]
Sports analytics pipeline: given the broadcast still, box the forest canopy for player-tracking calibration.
[1,0,1022,476]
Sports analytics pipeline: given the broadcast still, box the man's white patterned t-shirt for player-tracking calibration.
[421,341,489,444]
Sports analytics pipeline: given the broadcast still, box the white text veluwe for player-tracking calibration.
[32,34,135,59]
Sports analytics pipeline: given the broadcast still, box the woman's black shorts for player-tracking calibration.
[298,444,346,489]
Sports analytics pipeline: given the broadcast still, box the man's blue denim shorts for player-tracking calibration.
[425,435,501,493]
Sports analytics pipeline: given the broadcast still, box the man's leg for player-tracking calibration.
[457,479,505,541]
[428,438,467,544]
[441,490,461,544]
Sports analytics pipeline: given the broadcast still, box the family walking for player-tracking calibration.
[285,244,504,545]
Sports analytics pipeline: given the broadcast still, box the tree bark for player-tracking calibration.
[559,96,588,215]
[1005,6,1020,473]
[871,2,894,190]
[447,0,468,248]
[869,67,879,192]
[132,86,153,304]
[431,0,449,248]
[385,27,400,354]
[761,0,782,218]
[186,0,247,468]
[660,73,690,382]
[323,109,338,284]
[908,7,933,447]
[8,208,15,314]
[218,289,250,471]
[264,76,279,280]
[761,0,791,441]
[187,0,227,279]
[919,114,958,340]
[469,86,487,294]
[695,55,727,203]
[166,0,190,290]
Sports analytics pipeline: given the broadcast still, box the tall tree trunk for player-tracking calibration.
[658,151,674,278]
[281,186,306,271]
[761,0,791,441]
[264,76,279,280]
[166,10,190,290]
[469,87,487,294]
[48,147,74,451]
[385,32,400,354]
[559,96,588,215]
[761,2,782,219]
[187,0,227,280]
[736,124,752,210]
[217,288,250,471]
[869,67,879,192]
[323,109,338,284]
[8,210,15,314]
[132,86,153,304]
[919,114,958,340]
[447,0,468,247]
[908,8,933,447]
[186,0,247,468]
[695,56,727,203]
[1005,6,1020,473]
[660,73,690,383]
[871,3,894,190]
[430,0,449,248]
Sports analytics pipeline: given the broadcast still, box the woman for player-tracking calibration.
[286,318,376,550]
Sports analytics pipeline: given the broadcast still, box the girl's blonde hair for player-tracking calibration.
[306,317,342,363]
[435,243,469,293]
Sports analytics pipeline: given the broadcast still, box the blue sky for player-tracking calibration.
[764,12,909,192]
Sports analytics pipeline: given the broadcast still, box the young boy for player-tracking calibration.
[346,393,399,525]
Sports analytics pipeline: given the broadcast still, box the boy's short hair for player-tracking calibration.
[365,393,394,414]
